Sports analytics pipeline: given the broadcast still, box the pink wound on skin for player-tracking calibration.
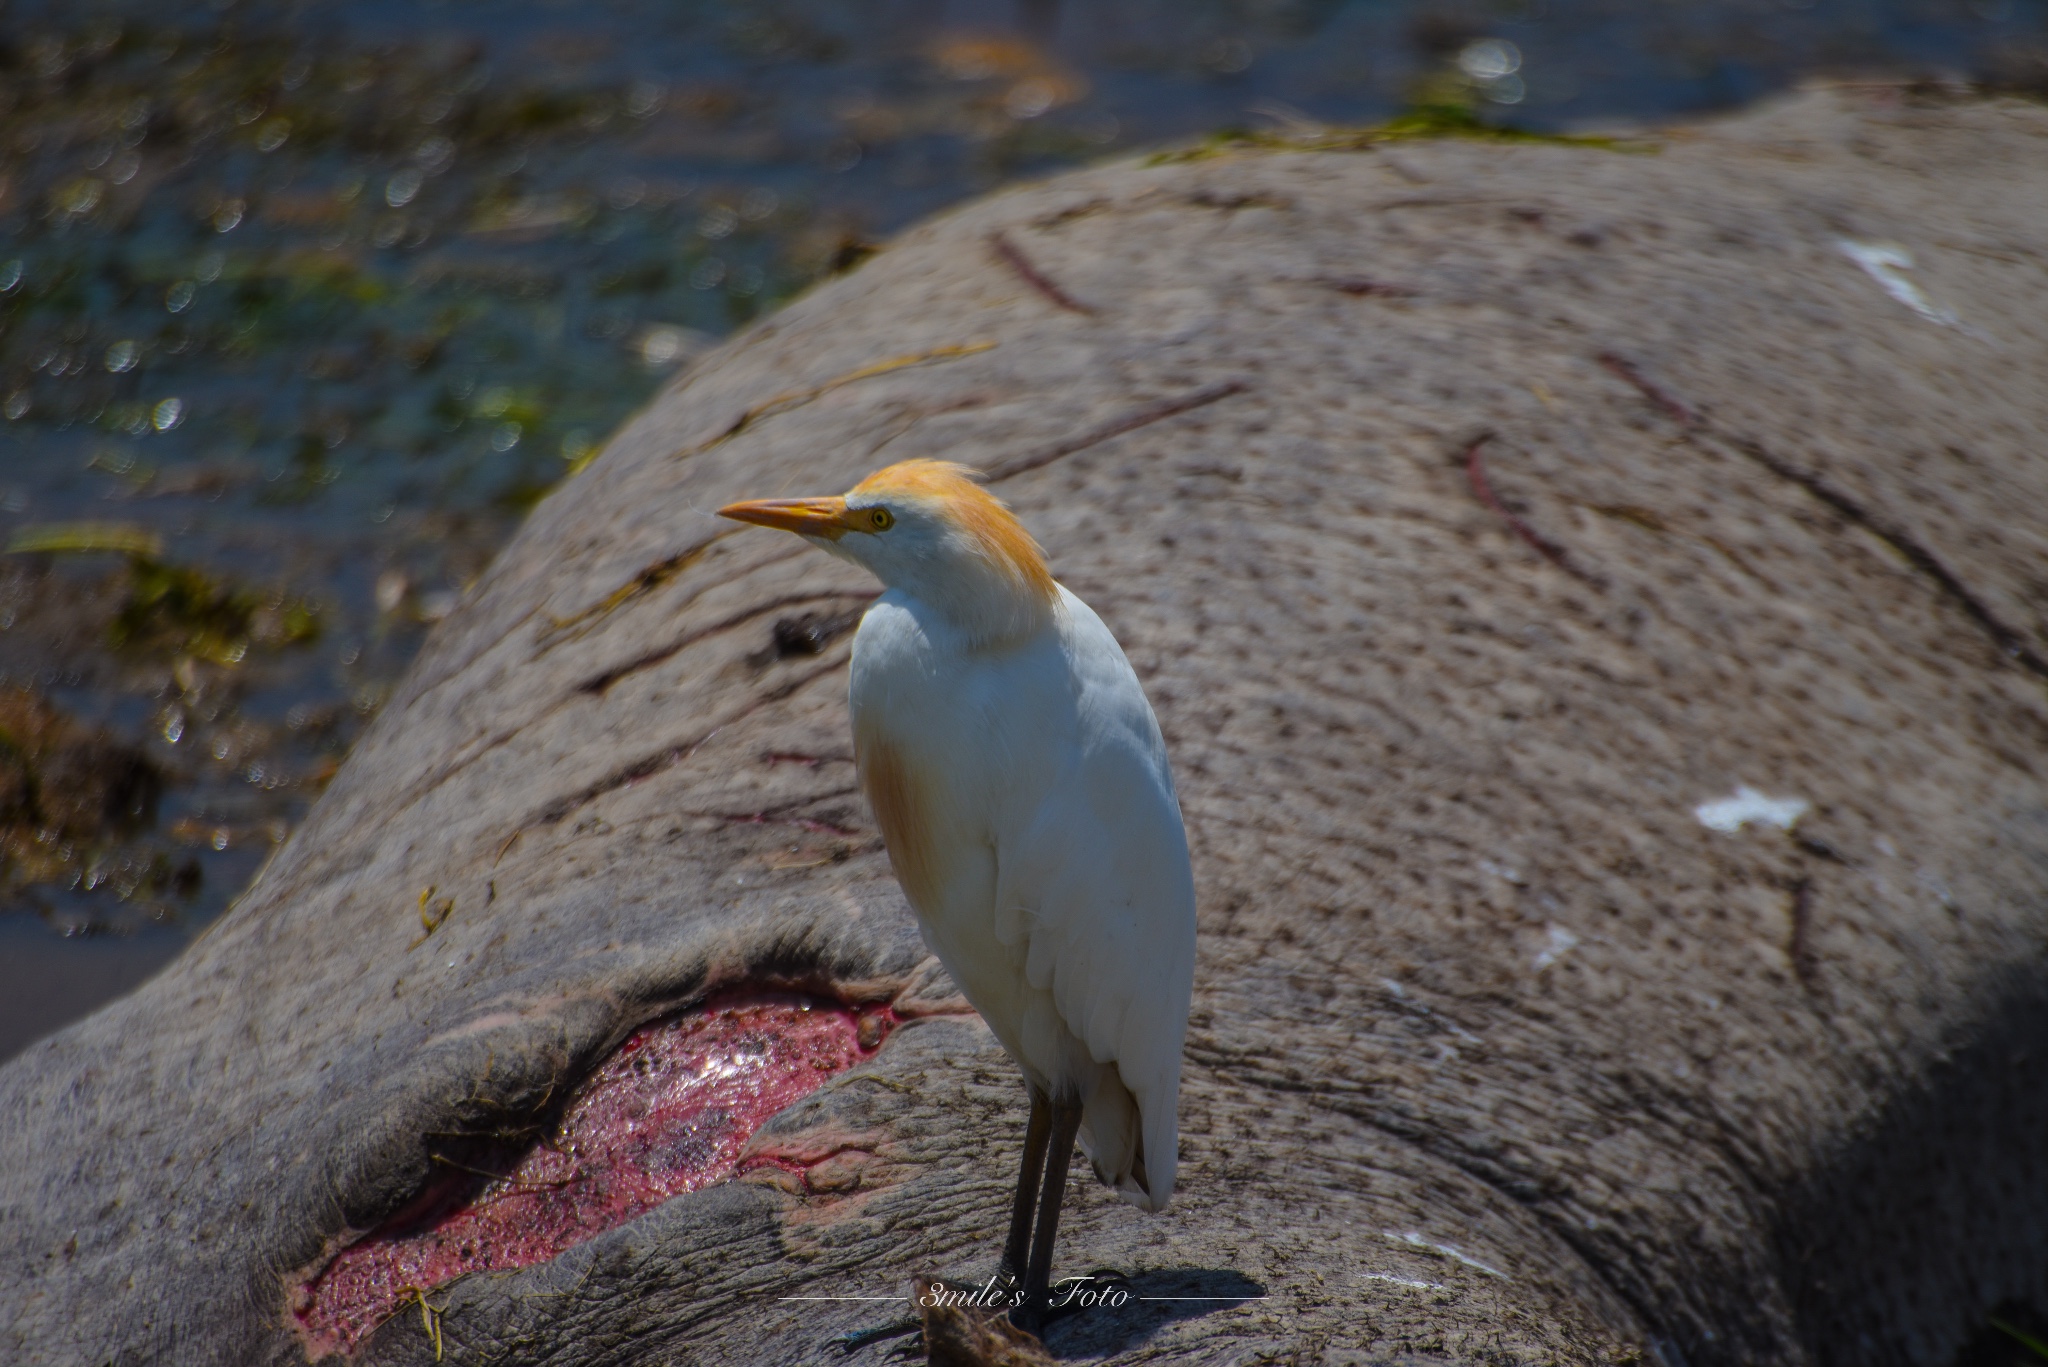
[294,992,897,1357]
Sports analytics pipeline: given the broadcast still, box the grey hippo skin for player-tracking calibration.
[6,86,2048,1367]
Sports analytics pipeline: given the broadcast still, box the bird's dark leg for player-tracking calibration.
[1014,1099,1083,1336]
[998,1087,1053,1288]
[838,1088,1058,1355]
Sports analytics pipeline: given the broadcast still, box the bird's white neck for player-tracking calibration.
[879,556,1057,651]
[792,465,1062,650]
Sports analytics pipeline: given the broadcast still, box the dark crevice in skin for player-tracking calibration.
[1314,274,1423,298]
[529,531,758,656]
[761,750,854,767]
[521,651,852,832]
[989,230,1098,316]
[716,808,864,839]
[1182,188,1297,213]
[1525,1213,1704,1367]
[665,340,999,466]
[1461,432,1605,587]
[1597,352,1699,426]
[1029,197,1114,231]
[983,380,1252,482]
[860,393,1008,465]
[1789,877,1821,991]
[528,370,991,676]
[675,784,865,838]
[583,589,876,695]
[751,605,869,667]
[1599,351,2048,683]
[1712,429,2048,681]
[360,559,848,841]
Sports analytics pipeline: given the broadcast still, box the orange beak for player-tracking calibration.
[716,495,856,540]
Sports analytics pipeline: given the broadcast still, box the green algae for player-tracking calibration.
[112,556,320,664]
[1146,97,1651,166]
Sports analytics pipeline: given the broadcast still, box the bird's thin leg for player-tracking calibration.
[1015,1099,1083,1336]
[998,1087,1053,1287]
[838,1089,1055,1356]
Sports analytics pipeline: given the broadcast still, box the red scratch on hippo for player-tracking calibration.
[762,751,829,767]
[294,995,899,1356]
[739,1144,885,1195]
[722,811,861,837]
[1598,351,1699,427]
[1463,434,1603,588]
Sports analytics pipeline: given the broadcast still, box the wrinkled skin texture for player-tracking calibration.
[5,88,2048,1366]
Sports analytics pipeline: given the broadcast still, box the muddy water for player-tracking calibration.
[2,0,2040,1060]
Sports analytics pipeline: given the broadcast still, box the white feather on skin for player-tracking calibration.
[717,460,1196,1213]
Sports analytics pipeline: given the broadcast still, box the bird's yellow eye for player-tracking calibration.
[868,508,894,531]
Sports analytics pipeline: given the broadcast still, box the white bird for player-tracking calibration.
[720,459,1196,1327]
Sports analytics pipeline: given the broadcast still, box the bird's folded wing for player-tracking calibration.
[991,736,1196,1108]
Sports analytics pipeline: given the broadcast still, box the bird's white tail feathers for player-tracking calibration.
[1078,1065,1177,1213]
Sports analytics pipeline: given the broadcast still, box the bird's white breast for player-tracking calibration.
[848,583,1195,1167]
[848,587,1085,947]
[850,588,1178,918]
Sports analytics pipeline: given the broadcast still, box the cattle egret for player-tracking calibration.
[720,460,1196,1329]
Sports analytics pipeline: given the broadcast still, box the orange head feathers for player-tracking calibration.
[719,459,1058,645]
[848,460,1054,600]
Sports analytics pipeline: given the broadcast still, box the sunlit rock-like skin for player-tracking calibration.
[5,86,2048,1366]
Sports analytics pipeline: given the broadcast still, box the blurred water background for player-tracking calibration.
[1,0,2043,1060]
